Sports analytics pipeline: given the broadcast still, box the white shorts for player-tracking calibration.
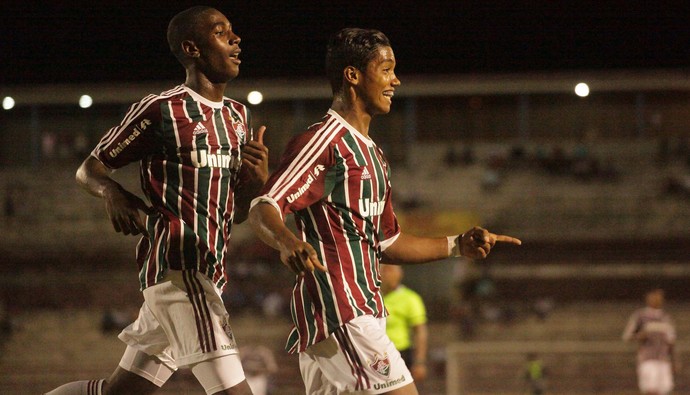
[299,315,414,394]
[118,269,243,370]
[638,359,673,394]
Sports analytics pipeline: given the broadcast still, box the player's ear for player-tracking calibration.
[344,66,359,86]
[181,39,201,58]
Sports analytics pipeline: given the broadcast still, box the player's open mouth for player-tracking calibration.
[383,91,394,99]
[230,51,241,64]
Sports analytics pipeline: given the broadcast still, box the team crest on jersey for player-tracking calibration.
[219,314,237,351]
[228,111,247,143]
[369,353,391,377]
[232,121,247,143]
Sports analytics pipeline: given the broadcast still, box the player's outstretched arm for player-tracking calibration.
[249,202,327,275]
[381,227,521,264]
[76,156,155,237]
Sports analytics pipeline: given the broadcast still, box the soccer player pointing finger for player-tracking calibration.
[249,28,520,395]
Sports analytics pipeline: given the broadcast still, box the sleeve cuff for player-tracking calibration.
[249,196,284,221]
[379,232,401,252]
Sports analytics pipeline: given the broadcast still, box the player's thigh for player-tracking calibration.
[301,315,414,394]
[145,270,241,368]
[192,354,250,395]
[103,366,159,395]
[116,344,176,388]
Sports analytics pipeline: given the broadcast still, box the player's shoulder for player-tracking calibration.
[118,85,186,125]
[223,96,249,112]
[129,85,187,114]
[290,114,347,147]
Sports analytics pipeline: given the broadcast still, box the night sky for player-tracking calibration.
[2,0,690,85]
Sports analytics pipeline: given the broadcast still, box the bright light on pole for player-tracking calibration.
[79,94,93,108]
[574,82,590,97]
[2,96,15,110]
[247,91,263,105]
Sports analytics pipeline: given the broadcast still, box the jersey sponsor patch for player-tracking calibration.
[191,149,241,171]
[286,164,326,203]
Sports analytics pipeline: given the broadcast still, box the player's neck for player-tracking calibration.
[330,98,373,137]
[185,73,229,103]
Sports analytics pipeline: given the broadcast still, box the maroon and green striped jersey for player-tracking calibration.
[93,85,252,291]
[254,109,401,353]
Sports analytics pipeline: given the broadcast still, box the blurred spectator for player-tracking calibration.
[240,344,278,395]
[0,298,14,338]
[443,145,461,167]
[662,174,690,198]
[533,297,555,321]
[41,131,57,159]
[452,258,479,339]
[524,352,547,395]
[261,290,288,319]
[4,185,15,220]
[380,264,429,383]
[657,135,671,167]
[73,132,90,161]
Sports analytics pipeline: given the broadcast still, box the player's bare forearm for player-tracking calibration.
[76,156,122,199]
[382,227,521,263]
[249,202,327,274]
[381,233,449,264]
[249,202,297,251]
[77,155,155,236]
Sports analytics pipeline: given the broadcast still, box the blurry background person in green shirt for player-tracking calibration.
[380,264,429,383]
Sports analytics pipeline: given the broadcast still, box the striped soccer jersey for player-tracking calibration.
[255,109,401,353]
[93,85,252,291]
[622,307,676,363]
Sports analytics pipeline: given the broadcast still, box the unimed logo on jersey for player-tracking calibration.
[109,119,152,158]
[359,198,386,217]
[287,164,326,203]
[191,149,240,171]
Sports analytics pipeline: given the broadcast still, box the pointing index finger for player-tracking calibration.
[494,234,522,245]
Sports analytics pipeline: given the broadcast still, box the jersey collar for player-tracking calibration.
[182,85,226,109]
[327,109,375,147]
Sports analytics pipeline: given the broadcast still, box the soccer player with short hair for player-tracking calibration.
[623,288,678,395]
[248,27,521,394]
[46,6,267,395]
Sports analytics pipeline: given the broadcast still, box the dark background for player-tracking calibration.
[2,0,690,85]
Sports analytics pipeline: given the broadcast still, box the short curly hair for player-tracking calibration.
[325,28,392,95]
[167,6,217,64]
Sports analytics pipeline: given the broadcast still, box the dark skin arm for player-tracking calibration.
[381,227,522,263]
[76,156,156,237]
[234,126,269,224]
[249,202,327,275]
[249,199,520,274]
